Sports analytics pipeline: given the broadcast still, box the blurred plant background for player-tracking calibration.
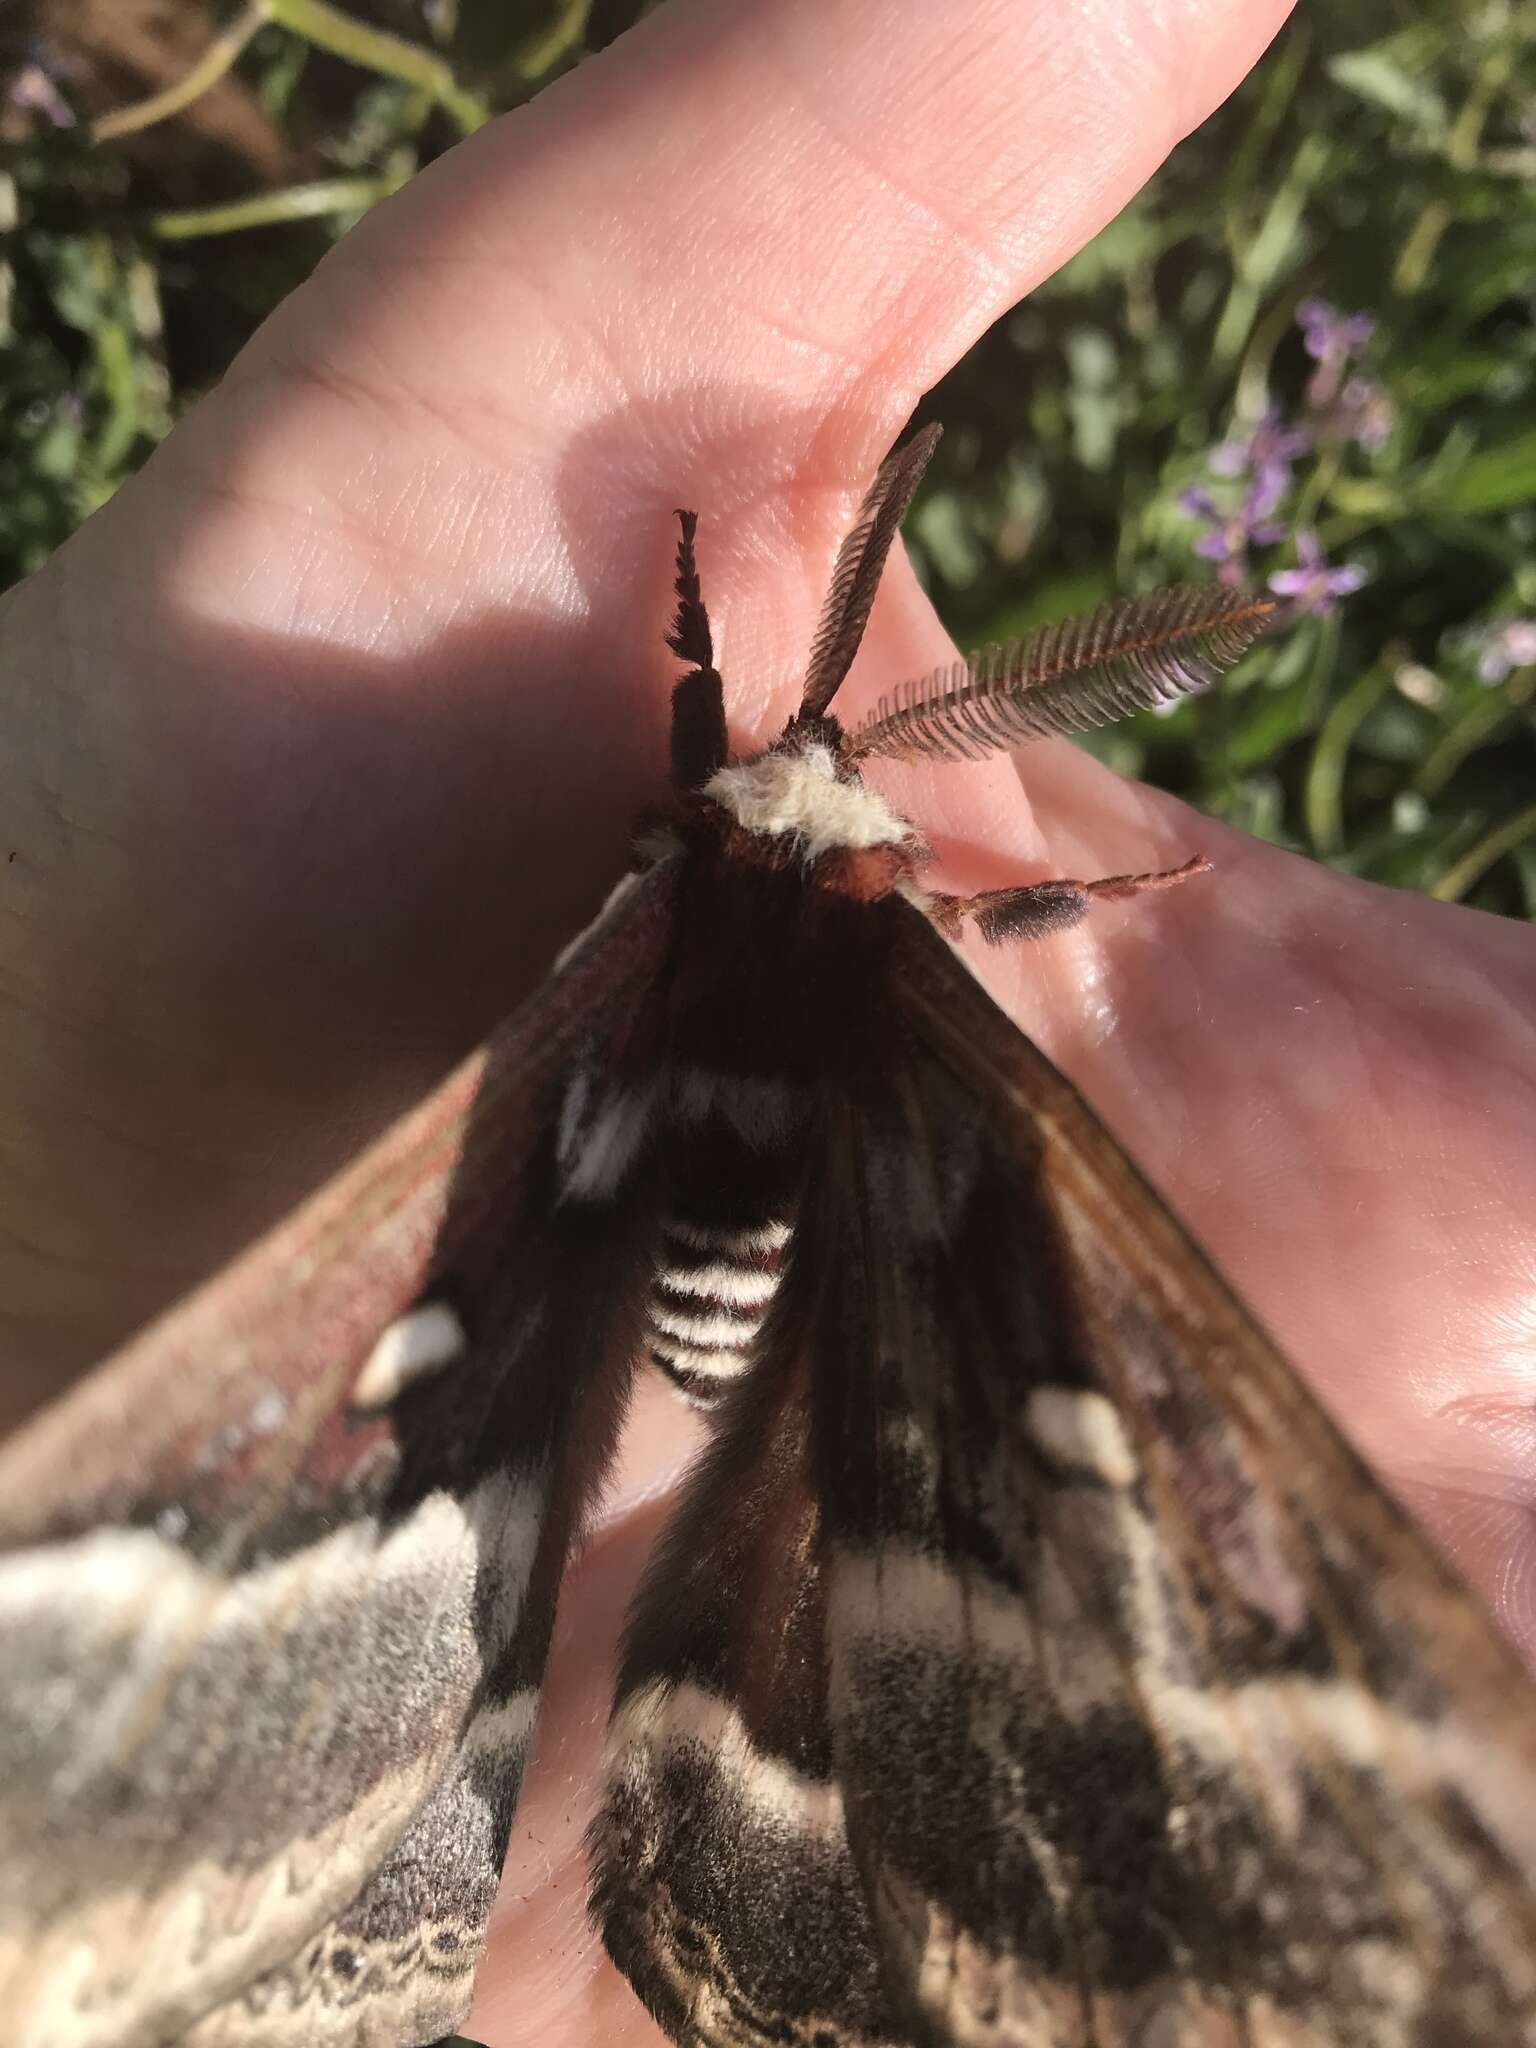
[2,0,1533,911]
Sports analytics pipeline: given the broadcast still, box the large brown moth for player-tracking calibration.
[4,423,1536,2048]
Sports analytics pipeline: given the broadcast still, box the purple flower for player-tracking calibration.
[1209,409,1312,502]
[1331,375,1393,453]
[7,61,74,127]
[1181,480,1286,585]
[1267,531,1367,617]
[1477,618,1536,684]
[1298,298,1375,363]
[1298,298,1376,412]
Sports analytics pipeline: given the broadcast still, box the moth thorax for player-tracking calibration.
[703,741,908,861]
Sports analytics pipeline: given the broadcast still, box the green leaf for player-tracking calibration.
[1438,431,1536,516]
[1326,48,1447,133]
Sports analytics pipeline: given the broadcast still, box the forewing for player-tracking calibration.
[0,863,678,2048]
[818,905,1536,2045]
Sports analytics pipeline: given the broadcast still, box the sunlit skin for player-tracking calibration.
[4,0,1536,2040]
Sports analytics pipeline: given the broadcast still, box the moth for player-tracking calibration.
[3,422,1536,2048]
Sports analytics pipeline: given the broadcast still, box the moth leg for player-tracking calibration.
[926,851,1210,945]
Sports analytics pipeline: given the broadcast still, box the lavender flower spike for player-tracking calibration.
[1298,298,1376,363]
[8,61,74,127]
[1299,298,1376,410]
[1181,480,1286,587]
[1268,531,1367,617]
[1209,408,1312,501]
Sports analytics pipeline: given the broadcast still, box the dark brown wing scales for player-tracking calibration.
[593,1250,908,2048]
[816,904,1536,2047]
[593,886,1536,2048]
[0,864,678,2048]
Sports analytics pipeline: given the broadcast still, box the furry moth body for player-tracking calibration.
[4,425,1536,2048]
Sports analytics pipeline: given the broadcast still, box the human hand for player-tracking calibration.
[7,1,1536,2042]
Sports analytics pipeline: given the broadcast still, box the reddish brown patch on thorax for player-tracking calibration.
[811,841,918,903]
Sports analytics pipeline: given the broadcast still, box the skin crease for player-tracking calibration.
[5,0,1536,2036]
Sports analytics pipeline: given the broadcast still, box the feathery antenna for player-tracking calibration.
[667,509,715,672]
[846,586,1277,764]
[667,509,728,790]
[798,423,943,719]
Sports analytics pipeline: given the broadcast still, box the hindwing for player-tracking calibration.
[0,862,677,2048]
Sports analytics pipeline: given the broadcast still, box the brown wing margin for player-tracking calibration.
[0,861,678,2048]
[817,903,1536,2046]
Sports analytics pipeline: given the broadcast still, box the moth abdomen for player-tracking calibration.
[646,1068,807,1409]
[646,1213,792,1407]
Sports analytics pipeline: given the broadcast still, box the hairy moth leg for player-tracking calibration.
[924,853,1211,945]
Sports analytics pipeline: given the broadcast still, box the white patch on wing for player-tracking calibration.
[705,744,907,860]
[1024,1386,1138,1487]
[608,1679,845,1836]
[245,1390,288,1437]
[550,867,651,976]
[194,1387,295,1473]
[462,1686,540,1765]
[352,1300,467,1410]
[632,822,684,867]
[556,1066,659,1201]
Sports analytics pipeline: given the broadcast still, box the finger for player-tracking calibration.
[200,0,1296,708]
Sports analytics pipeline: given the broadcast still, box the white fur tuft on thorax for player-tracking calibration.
[704,744,907,861]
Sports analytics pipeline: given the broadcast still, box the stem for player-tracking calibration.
[92,2,268,142]
[1231,292,1299,428]
[1290,442,1343,535]
[1213,132,1327,368]
[1432,802,1536,904]
[512,0,592,81]
[264,0,489,131]
[1414,670,1535,799]
[1226,16,1310,191]
[149,173,407,240]
[1393,44,1514,294]
[1304,658,1390,858]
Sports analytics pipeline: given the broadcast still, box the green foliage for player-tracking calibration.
[2,0,1533,911]
[914,3,1536,916]
[0,131,170,574]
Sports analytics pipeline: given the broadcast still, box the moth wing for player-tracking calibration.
[0,862,678,2048]
[593,1265,905,2047]
[820,905,1536,2044]
[596,895,1536,2048]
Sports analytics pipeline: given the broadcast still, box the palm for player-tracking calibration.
[4,1,1534,2042]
